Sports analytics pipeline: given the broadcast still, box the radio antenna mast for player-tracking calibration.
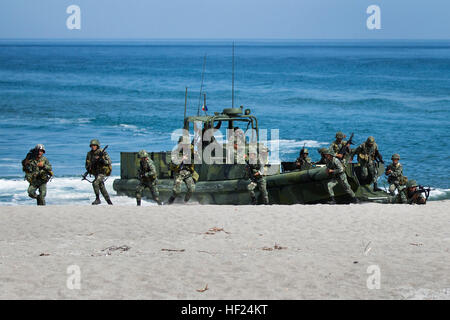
[197,54,207,116]
[232,42,235,108]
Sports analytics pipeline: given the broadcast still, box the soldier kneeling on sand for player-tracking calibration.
[22,144,53,206]
[85,139,113,205]
[323,149,358,204]
[398,179,427,205]
[136,150,162,206]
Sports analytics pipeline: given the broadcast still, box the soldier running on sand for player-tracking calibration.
[22,144,53,206]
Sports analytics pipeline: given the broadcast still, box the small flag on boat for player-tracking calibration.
[202,103,208,111]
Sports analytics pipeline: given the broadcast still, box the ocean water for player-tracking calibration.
[0,40,449,205]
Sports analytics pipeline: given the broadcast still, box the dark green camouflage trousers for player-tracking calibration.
[247,178,269,204]
[28,181,47,205]
[360,160,377,184]
[327,173,355,198]
[136,179,160,203]
[93,174,110,200]
[172,170,195,201]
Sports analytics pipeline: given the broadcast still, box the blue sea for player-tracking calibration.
[0,40,449,205]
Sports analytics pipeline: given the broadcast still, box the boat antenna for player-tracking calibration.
[184,87,188,119]
[197,54,207,116]
[232,42,235,108]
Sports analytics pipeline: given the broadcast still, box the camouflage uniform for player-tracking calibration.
[136,150,161,205]
[295,148,313,171]
[385,154,404,195]
[23,144,53,205]
[314,147,328,165]
[325,154,356,201]
[352,136,383,190]
[330,132,351,164]
[397,180,426,205]
[246,158,269,205]
[168,145,196,204]
[85,139,112,205]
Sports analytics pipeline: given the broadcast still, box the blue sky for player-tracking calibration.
[0,0,449,39]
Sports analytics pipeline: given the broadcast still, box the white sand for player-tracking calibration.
[0,201,449,300]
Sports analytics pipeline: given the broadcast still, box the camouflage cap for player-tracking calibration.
[35,144,45,153]
[391,153,400,160]
[406,179,418,188]
[90,139,100,147]
[335,131,344,139]
[366,136,375,144]
[138,150,149,158]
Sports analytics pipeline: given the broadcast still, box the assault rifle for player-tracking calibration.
[412,185,431,202]
[337,132,354,157]
[82,145,109,182]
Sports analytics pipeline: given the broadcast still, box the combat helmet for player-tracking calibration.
[406,179,418,188]
[90,139,100,147]
[391,153,400,160]
[138,150,148,158]
[335,131,344,139]
[318,147,328,154]
[34,144,45,153]
[322,149,335,156]
[300,148,309,155]
[366,136,375,145]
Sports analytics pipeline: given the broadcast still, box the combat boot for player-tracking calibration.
[167,196,175,205]
[251,196,257,205]
[184,194,191,203]
[137,199,141,206]
[373,183,382,192]
[327,197,336,205]
[105,198,113,205]
[155,198,162,206]
[350,197,359,204]
[92,196,101,205]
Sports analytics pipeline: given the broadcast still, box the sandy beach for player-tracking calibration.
[0,201,449,300]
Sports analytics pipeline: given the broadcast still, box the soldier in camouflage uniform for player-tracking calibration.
[323,149,358,204]
[168,139,196,204]
[136,150,162,206]
[330,132,349,163]
[385,153,405,196]
[351,136,384,191]
[397,179,426,205]
[246,151,269,205]
[295,148,312,171]
[22,144,53,205]
[85,139,113,205]
[313,147,328,165]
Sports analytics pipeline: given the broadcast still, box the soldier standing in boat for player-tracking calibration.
[22,144,53,205]
[136,150,162,206]
[313,147,328,165]
[295,147,312,171]
[323,149,358,204]
[168,137,198,204]
[85,139,113,205]
[351,136,384,191]
[330,132,349,162]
